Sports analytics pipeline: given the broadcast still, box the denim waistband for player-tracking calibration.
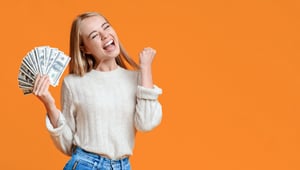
[66,147,130,169]
[74,147,129,163]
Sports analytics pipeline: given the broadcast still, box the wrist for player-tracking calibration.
[139,67,153,88]
[45,103,60,128]
[140,64,152,71]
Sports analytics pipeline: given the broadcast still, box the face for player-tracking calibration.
[79,15,120,62]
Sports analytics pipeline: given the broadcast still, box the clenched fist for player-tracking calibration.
[139,47,156,68]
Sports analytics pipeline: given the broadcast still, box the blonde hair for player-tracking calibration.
[69,12,139,76]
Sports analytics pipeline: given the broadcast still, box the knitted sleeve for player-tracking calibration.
[134,85,163,132]
[45,79,76,156]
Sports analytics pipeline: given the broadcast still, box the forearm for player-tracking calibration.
[139,47,156,88]
[140,65,153,88]
[44,101,60,128]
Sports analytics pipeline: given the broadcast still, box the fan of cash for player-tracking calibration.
[18,46,70,95]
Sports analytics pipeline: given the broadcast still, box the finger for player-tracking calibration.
[34,75,47,95]
[141,48,153,55]
[141,47,151,52]
[33,74,41,94]
[145,48,156,55]
[150,49,156,57]
[152,49,156,55]
[38,76,50,96]
[147,49,156,58]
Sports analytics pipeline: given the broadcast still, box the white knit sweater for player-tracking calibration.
[46,66,162,160]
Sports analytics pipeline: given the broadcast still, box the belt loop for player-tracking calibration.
[93,161,97,169]
[120,159,123,169]
[98,154,104,169]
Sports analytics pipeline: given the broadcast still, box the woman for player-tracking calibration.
[33,12,162,170]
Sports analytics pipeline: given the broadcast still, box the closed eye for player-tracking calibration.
[88,31,99,39]
[91,33,99,39]
[104,25,110,30]
[103,23,110,30]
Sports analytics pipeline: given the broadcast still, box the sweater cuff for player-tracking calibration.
[45,112,65,136]
[137,85,162,100]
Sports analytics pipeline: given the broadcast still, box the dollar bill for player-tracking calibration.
[20,63,35,80]
[28,51,39,74]
[47,52,70,86]
[18,46,70,95]
[45,47,60,73]
[22,88,33,95]
[34,46,49,74]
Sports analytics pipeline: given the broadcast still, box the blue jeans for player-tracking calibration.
[63,147,131,170]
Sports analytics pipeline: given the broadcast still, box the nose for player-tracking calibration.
[100,31,108,40]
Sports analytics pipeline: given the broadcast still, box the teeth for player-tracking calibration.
[104,40,113,47]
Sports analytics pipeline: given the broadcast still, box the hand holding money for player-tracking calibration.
[33,74,60,128]
[32,74,55,105]
[18,46,70,95]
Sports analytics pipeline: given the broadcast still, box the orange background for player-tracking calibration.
[1,0,300,169]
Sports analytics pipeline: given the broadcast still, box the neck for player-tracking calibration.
[94,59,118,72]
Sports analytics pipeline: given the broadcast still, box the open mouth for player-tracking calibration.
[103,39,115,50]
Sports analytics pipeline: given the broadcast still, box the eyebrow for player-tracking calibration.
[87,22,109,39]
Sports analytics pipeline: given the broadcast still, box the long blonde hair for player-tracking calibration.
[69,12,139,76]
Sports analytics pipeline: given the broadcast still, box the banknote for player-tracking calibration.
[17,46,70,95]
[47,52,70,86]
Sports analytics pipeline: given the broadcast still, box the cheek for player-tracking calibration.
[84,41,103,54]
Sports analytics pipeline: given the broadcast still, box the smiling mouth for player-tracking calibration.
[103,39,115,50]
